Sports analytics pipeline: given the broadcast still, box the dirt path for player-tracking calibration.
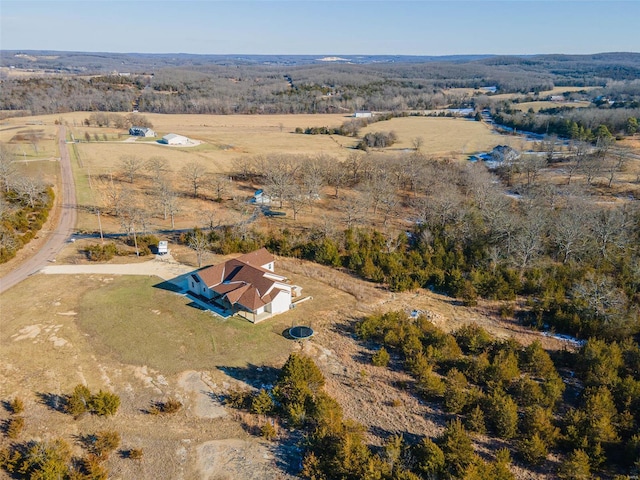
[0,126,77,294]
[40,254,193,281]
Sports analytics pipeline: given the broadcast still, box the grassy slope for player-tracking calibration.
[76,276,294,374]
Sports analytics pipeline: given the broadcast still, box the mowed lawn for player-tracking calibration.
[77,276,295,373]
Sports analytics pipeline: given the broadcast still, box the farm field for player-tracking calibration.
[512,100,592,112]
[1,111,526,237]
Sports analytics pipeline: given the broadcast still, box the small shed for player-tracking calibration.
[158,241,168,255]
[354,110,373,118]
[160,133,190,145]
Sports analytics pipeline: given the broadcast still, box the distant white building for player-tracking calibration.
[354,110,373,118]
[160,133,190,145]
[129,126,155,137]
[251,189,271,205]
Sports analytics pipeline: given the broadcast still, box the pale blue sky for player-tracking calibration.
[1,1,639,55]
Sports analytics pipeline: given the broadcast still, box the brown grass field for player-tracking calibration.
[512,100,592,112]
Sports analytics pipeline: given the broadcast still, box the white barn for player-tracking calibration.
[160,133,190,145]
[354,110,373,118]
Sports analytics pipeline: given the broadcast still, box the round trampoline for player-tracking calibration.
[289,325,314,340]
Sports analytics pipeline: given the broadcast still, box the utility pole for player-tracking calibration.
[132,221,139,256]
[97,209,104,245]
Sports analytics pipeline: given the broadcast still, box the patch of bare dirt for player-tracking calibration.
[196,439,293,480]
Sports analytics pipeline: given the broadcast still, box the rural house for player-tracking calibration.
[187,248,301,323]
[160,133,190,145]
[129,126,155,137]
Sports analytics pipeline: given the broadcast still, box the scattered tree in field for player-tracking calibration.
[5,416,25,439]
[145,156,171,185]
[127,448,144,460]
[65,384,92,418]
[90,430,121,459]
[180,161,209,198]
[148,397,183,415]
[211,173,230,201]
[63,385,120,417]
[88,390,120,416]
[9,397,25,414]
[119,155,144,183]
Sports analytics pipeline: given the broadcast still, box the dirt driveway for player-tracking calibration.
[40,254,193,282]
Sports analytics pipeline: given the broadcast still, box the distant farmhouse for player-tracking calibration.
[187,248,301,323]
[354,110,373,118]
[129,126,155,137]
[160,133,190,145]
[490,145,520,164]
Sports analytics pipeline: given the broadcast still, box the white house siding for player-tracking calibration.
[270,289,292,315]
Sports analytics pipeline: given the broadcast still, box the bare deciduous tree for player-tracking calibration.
[145,156,170,185]
[103,182,131,217]
[263,155,298,208]
[323,159,348,198]
[15,177,46,208]
[211,174,230,201]
[518,154,547,187]
[188,229,210,268]
[0,143,17,192]
[119,155,144,184]
[180,162,209,198]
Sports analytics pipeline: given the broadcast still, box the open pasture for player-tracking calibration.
[512,100,592,112]
[358,116,522,156]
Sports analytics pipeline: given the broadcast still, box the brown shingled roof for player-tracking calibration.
[193,249,283,313]
[235,247,274,268]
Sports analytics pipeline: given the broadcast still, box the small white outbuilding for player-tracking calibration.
[160,133,190,145]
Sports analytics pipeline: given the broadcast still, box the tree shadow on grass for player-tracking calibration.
[368,425,424,448]
[1,400,14,413]
[217,364,281,389]
[35,392,67,413]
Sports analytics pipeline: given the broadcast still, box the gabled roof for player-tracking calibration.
[235,247,274,268]
[194,249,284,313]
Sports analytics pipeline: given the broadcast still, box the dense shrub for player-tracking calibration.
[86,242,118,261]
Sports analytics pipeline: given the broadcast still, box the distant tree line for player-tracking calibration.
[3,57,639,116]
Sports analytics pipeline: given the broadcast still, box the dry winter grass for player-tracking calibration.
[512,100,592,112]
[358,116,522,157]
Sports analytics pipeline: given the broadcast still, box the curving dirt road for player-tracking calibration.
[0,126,77,295]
